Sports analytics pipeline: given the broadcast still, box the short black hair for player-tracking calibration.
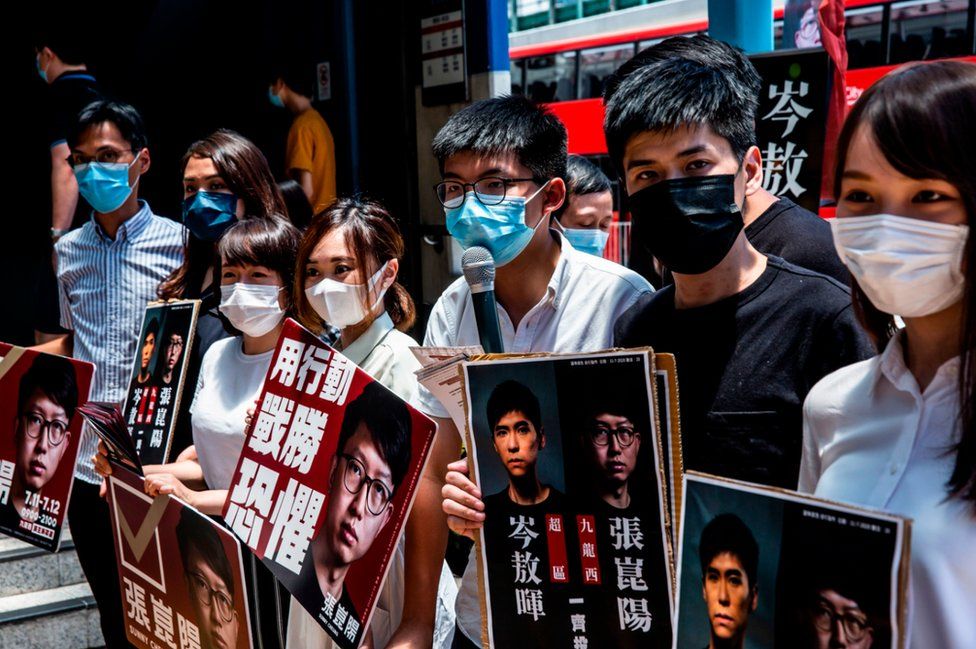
[269,58,315,99]
[176,508,235,597]
[486,380,543,434]
[33,17,88,65]
[699,513,759,590]
[144,317,160,341]
[432,95,568,182]
[68,100,149,151]
[18,355,79,422]
[336,381,412,490]
[218,216,302,316]
[555,155,612,220]
[603,35,761,173]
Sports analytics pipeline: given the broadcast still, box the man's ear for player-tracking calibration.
[135,148,151,175]
[542,177,567,219]
[749,585,759,612]
[539,427,546,450]
[742,144,764,197]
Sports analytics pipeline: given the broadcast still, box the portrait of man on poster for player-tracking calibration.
[698,513,759,649]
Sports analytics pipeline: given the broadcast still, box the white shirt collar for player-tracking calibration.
[877,330,961,398]
[340,312,395,366]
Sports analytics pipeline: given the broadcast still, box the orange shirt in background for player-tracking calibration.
[285,108,337,212]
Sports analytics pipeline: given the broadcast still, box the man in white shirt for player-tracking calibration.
[423,95,653,648]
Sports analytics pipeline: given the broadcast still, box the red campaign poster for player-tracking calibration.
[222,318,437,649]
[0,342,94,551]
[106,462,253,649]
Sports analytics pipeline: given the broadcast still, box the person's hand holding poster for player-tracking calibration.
[0,343,94,551]
[123,300,200,465]
[222,318,437,649]
[462,350,674,648]
[105,462,253,649]
[674,473,911,649]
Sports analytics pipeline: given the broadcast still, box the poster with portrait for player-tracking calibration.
[0,343,94,551]
[462,350,674,648]
[123,300,200,465]
[106,462,253,649]
[222,318,437,649]
[674,473,911,649]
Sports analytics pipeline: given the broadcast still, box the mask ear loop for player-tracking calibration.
[525,179,554,231]
[362,260,392,318]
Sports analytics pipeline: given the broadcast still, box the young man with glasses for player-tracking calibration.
[0,354,78,532]
[176,508,241,649]
[427,95,653,648]
[295,381,412,637]
[578,397,642,513]
[159,330,186,386]
[35,100,184,648]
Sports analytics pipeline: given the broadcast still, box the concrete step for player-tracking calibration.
[0,532,85,597]
[0,582,102,648]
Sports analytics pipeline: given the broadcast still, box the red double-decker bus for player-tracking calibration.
[507,0,976,263]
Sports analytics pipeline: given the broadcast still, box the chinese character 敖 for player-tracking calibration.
[511,550,542,585]
[762,141,809,198]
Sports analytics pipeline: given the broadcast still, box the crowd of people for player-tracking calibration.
[20,23,976,649]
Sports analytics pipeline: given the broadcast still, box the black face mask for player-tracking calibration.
[627,174,744,275]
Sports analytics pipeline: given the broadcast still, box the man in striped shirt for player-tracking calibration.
[38,100,184,648]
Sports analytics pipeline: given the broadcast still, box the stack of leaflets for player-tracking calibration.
[77,402,142,472]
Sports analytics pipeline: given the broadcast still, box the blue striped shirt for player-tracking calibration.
[55,201,185,483]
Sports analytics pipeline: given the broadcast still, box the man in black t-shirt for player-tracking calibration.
[606,35,847,286]
[603,36,874,489]
[34,23,101,341]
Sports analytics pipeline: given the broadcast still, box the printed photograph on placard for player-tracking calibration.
[0,343,94,551]
[106,463,253,649]
[463,350,674,648]
[674,473,910,649]
[222,319,437,649]
[122,300,200,465]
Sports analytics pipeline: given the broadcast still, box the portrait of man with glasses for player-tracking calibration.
[175,507,241,649]
[0,354,78,533]
[293,381,413,634]
[577,390,645,514]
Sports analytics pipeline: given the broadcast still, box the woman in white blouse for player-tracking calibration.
[287,198,457,649]
[800,61,976,648]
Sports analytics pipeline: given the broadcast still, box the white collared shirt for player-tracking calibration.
[418,234,654,418]
[800,332,976,648]
[285,312,458,649]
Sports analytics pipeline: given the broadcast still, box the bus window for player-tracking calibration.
[845,5,886,68]
[511,59,525,96]
[579,44,636,99]
[525,52,578,102]
[889,0,971,63]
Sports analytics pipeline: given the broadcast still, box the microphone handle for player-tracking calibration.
[471,290,504,354]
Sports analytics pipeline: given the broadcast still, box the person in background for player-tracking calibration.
[605,36,874,489]
[698,514,760,649]
[289,197,457,648]
[157,129,287,456]
[278,178,314,230]
[431,96,653,648]
[33,21,101,344]
[552,155,614,258]
[97,216,300,647]
[799,61,976,649]
[36,99,184,648]
[604,36,848,285]
[269,62,337,212]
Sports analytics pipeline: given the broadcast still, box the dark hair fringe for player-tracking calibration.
[832,60,976,509]
[18,355,79,423]
[432,95,568,183]
[486,380,542,434]
[216,216,302,317]
[699,513,759,590]
[69,100,149,151]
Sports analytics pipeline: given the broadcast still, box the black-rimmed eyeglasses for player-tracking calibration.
[434,176,537,209]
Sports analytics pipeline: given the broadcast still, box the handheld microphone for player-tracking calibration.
[462,246,504,354]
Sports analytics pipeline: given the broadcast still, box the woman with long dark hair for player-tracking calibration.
[800,61,976,648]
[286,197,457,648]
[159,129,287,456]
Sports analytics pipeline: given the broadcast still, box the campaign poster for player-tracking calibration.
[106,463,253,649]
[222,318,437,649]
[654,353,682,549]
[463,350,674,648]
[750,48,831,213]
[123,300,200,465]
[674,473,910,649]
[0,343,94,551]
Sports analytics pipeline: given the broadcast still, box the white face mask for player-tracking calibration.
[831,213,969,317]
[305,262,389,329]
[219,283,285,337]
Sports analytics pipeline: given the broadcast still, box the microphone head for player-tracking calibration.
[462,246,495,293]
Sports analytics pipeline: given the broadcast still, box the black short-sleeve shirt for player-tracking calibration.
[45,71,100,149]
[614,256,875,489]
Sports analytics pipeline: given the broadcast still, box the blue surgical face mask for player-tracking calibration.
[445,182,550,267]
[182,191,238,241]
[562,227,610,257]
[73,157,140,214]
[268,87,284,108]
[36,56,48,83]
